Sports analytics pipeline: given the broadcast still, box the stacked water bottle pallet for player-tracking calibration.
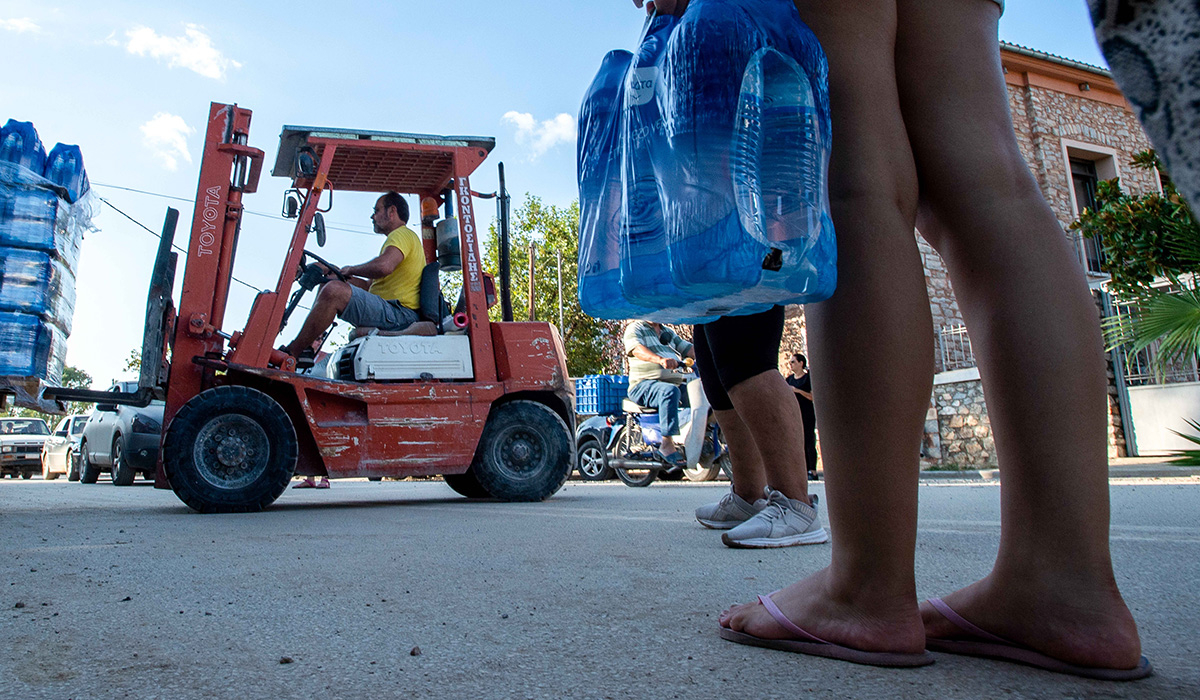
[0,119,91,408]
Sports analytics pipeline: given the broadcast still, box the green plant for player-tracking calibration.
[1072,150,1200,376]
[1168,418,1200,466]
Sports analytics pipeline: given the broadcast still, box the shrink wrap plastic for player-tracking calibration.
[577,0,836,324]
[0,120,92,402]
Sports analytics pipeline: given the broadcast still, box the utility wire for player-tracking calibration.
[95,196,308,310]
[91,182,378,236]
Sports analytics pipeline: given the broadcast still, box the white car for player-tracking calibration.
[40,414,89,481]
[1,417,51,480]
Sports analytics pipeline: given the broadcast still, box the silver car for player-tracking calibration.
[79,381,165,486]
[40,414,89,481]
[1,417,51,479]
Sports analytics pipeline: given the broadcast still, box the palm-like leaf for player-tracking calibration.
[1168,418,1200,465]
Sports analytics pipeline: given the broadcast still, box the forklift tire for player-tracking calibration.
[80,442,100,484]
[111,437,136,486]
[470,400,572,502]
[443,470,492,499]
[163,385,298,514]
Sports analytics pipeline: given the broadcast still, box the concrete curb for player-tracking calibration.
[919,464,1200,481]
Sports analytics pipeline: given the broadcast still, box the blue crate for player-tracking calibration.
[575,374,629,415]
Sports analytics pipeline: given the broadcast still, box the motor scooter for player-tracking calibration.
[603,371,728,487]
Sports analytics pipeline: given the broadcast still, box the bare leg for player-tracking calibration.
[726,371,811,503]
[713,407,767,503]
[897,0,1141,669]
[284,281,352,356]
[721,0,929,654]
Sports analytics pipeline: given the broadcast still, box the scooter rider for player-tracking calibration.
[623,320,696,467]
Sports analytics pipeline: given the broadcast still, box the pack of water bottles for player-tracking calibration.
[0,118,92,395]
[577,0,836,324]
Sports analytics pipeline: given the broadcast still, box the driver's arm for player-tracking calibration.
[631,344,678,369]
[339,246,404,284]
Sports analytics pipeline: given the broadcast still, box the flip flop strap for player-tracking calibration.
[757,594,830,644]
[927,597,1008,644]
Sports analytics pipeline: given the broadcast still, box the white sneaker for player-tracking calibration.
[721,488,829,548]
[695,490,767,530]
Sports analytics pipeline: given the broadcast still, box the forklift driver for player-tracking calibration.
[281,192,433,362]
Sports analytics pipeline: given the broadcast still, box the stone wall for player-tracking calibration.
[933,375,997,468]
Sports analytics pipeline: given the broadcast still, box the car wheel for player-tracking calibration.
[111,436,136,486]
[443,470,492,498]
[42,456,59,480]
[163,385,298,513]
[20,470,33,479]
[66,449,80,481]
[470,400,572,502]
[575,437,613,481]
[80,441,100,483]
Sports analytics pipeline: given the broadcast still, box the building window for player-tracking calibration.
[1071,158,1106,274]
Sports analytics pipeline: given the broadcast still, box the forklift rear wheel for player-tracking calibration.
[79,442,100,484]
[443,470,492,499]
[471,400,572,502]
[163,386,298,514]
[111,437,136,486]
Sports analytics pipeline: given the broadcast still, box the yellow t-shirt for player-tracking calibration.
[368,225,425,309]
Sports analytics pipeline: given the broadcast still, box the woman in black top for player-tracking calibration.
[785,353,818,479]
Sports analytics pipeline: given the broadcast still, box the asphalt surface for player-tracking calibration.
[3,475,1198,699]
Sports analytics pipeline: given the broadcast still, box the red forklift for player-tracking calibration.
[47,102,574,513]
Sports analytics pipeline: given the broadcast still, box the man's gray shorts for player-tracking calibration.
[340,286,419,331]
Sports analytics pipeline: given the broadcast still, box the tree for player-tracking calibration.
[1071,150,1200,375]
[4,365,93,420]
[123,348,141,374]
[482,195,622,376]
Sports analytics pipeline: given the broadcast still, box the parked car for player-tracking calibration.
[40,413,89,481]
[79,381,165,485]
[1,417,51,479]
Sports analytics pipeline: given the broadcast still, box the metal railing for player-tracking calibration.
[937,324,976,373]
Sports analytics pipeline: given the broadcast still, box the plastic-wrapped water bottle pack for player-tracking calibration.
[0,119,92,389]
[577,0,836,324]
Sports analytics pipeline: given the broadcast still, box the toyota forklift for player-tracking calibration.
[47,102,574,513]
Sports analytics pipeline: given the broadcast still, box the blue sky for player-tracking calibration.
[0,0,1107,387]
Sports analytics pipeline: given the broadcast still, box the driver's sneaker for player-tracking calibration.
[695,489,767,530]
[721,488,829,548]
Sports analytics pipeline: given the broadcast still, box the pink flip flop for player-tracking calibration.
[292,477,315,489]
[719,593,935,668]
[925,598,1152,681]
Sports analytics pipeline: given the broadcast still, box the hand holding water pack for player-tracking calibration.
[577,0,836,324]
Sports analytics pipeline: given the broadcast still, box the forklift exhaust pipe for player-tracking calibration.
[498,162,513,323]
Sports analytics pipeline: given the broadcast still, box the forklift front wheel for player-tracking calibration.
[163,386,298,513]
[471,400,572,502]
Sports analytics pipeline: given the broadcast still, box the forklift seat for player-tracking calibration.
[353,262,446,337]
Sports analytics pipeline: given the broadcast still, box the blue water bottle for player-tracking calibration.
[44,143,88,203]
[0,120,47,174]
[577,49,651,320]
[619,13,699,311]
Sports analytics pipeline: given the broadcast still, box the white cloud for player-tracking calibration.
[124,24,241,80]
[0,18,40,33]
[140,113,195,171]
[502,111,576,160]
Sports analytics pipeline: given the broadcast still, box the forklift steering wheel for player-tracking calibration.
[300,249,348,283]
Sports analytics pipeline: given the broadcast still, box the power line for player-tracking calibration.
[95,196,302,305]
[91,182,378,236]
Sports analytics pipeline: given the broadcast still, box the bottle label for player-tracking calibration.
[627,68,658,107]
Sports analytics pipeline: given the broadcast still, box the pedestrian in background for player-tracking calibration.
[785,353,818,481]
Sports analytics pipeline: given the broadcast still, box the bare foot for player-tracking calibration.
[719,567,926,654]
[922,573,1143,670]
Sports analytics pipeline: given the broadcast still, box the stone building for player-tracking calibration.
[778,42,1158,469]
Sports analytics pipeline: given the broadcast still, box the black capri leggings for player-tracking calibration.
[692,305,785,411]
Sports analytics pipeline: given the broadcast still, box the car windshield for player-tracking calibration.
[70,418,87,436]
[1,419,50,435]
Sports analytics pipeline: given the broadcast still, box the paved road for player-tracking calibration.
[3,477,1198,699]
